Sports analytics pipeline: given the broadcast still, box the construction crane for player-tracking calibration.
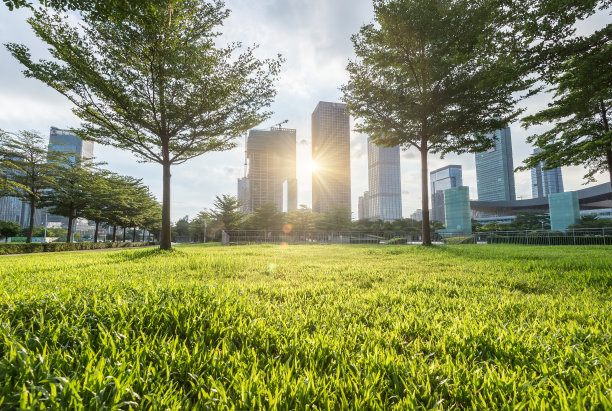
[272,120,289,130]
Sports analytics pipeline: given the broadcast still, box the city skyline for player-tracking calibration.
[0,2,609,221]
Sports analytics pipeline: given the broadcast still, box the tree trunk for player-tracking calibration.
[112,225,117,242]
[26,197,35,243]
[67,213,74,243]
[132,227,137,242]
[122,227,126,242]
[94,221,100,243]
[601,99,611,188]
[420,142,431,246]
[161,160,172,250]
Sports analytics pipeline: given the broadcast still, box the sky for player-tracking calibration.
[0,1,609,221]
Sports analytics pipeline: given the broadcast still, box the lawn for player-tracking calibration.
[0,244,610,409]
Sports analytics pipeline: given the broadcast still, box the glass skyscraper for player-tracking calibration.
[475,126,516,201]
[430,165,462,223]
[312,102,351,214]
[366,138,402,222]
[48,127,94,162]
[531,148,564,198]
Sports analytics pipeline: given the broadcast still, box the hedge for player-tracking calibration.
[0,242,153,255]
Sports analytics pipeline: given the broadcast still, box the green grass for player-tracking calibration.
[0,244,610,409]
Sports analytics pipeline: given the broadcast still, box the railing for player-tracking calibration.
[222,228,612,246]
[222,230,440,245]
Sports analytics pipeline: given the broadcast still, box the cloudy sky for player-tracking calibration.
[0,1,609,221]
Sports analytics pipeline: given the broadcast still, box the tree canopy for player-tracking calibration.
[342,0,530,245]
[7,0,282,249]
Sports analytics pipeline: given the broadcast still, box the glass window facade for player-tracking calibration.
[366,138,402,222]
[531,148,564,198]
[475,127,516,201]
[430,165,462,223]
[443,186,472,233]
[549,192,580,231]
[312,102,351,214]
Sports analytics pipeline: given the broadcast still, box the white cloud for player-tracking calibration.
[0,2,608,221]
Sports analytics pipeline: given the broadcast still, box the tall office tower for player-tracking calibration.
[47,127,95,228]
[241,127,297,214]
[358,191,370,220]
[475,126,516,201]
[312,102,351,214]
[367,138,402,221]
[49,126,94,162]
[531,148,564,198]
[430,165,462,223]
[0,196,24,223]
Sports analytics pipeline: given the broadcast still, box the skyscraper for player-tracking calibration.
[46,127,95,228]
[531,148,564,198]
[358,191,370,220]
[312,102,351,214]
[475,126,516,201]
[367,138,402,221]
[239,127,297,214]
[430,165,462,223]
[49,127,94,162]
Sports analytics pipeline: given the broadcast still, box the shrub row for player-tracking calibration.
[0,242,153,255]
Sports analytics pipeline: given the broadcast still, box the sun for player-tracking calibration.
[308,160,319,174]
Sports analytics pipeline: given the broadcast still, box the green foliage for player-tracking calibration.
[342,0,530,245]
[0,220,21,242]
[477,213,551,232]
[246,203,284,231]
[519,26,612,185]
[0,130,67,242]
[0,241,150,254]
[0,244,609,408]
[315,205,351,232]
[569,214,612,229]
[206,194,245,232]
[285,205,316,232]
[6,0,282,250]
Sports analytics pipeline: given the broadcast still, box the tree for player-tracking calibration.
[316,205,351,232]
[248,203,284,232]
[0,130,63,243]
[341,0,531,245]
[286,205,316,233]
[44,158,96,243]
[518,26,612,186]
[7,0,282,250]
[0,221,21,242]
[569,214,612,229]
[208,195,244,232]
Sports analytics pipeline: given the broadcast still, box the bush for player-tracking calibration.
[0,242,152,255]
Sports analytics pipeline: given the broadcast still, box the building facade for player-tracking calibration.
[549,191,580,231]
[430,165,462,223]
[239,127,297,214]
[46,127,95,229]
[366,138,402,221]
[531,148,564,199]
[49,127,94,162]
[410,209,423,222]
[443,186,471,234]
[358,191,370,220]
[475,126,516,202]
[312,102,351,214]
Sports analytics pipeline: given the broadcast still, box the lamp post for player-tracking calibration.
[43,210,48,241]
[203,220,207,243]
